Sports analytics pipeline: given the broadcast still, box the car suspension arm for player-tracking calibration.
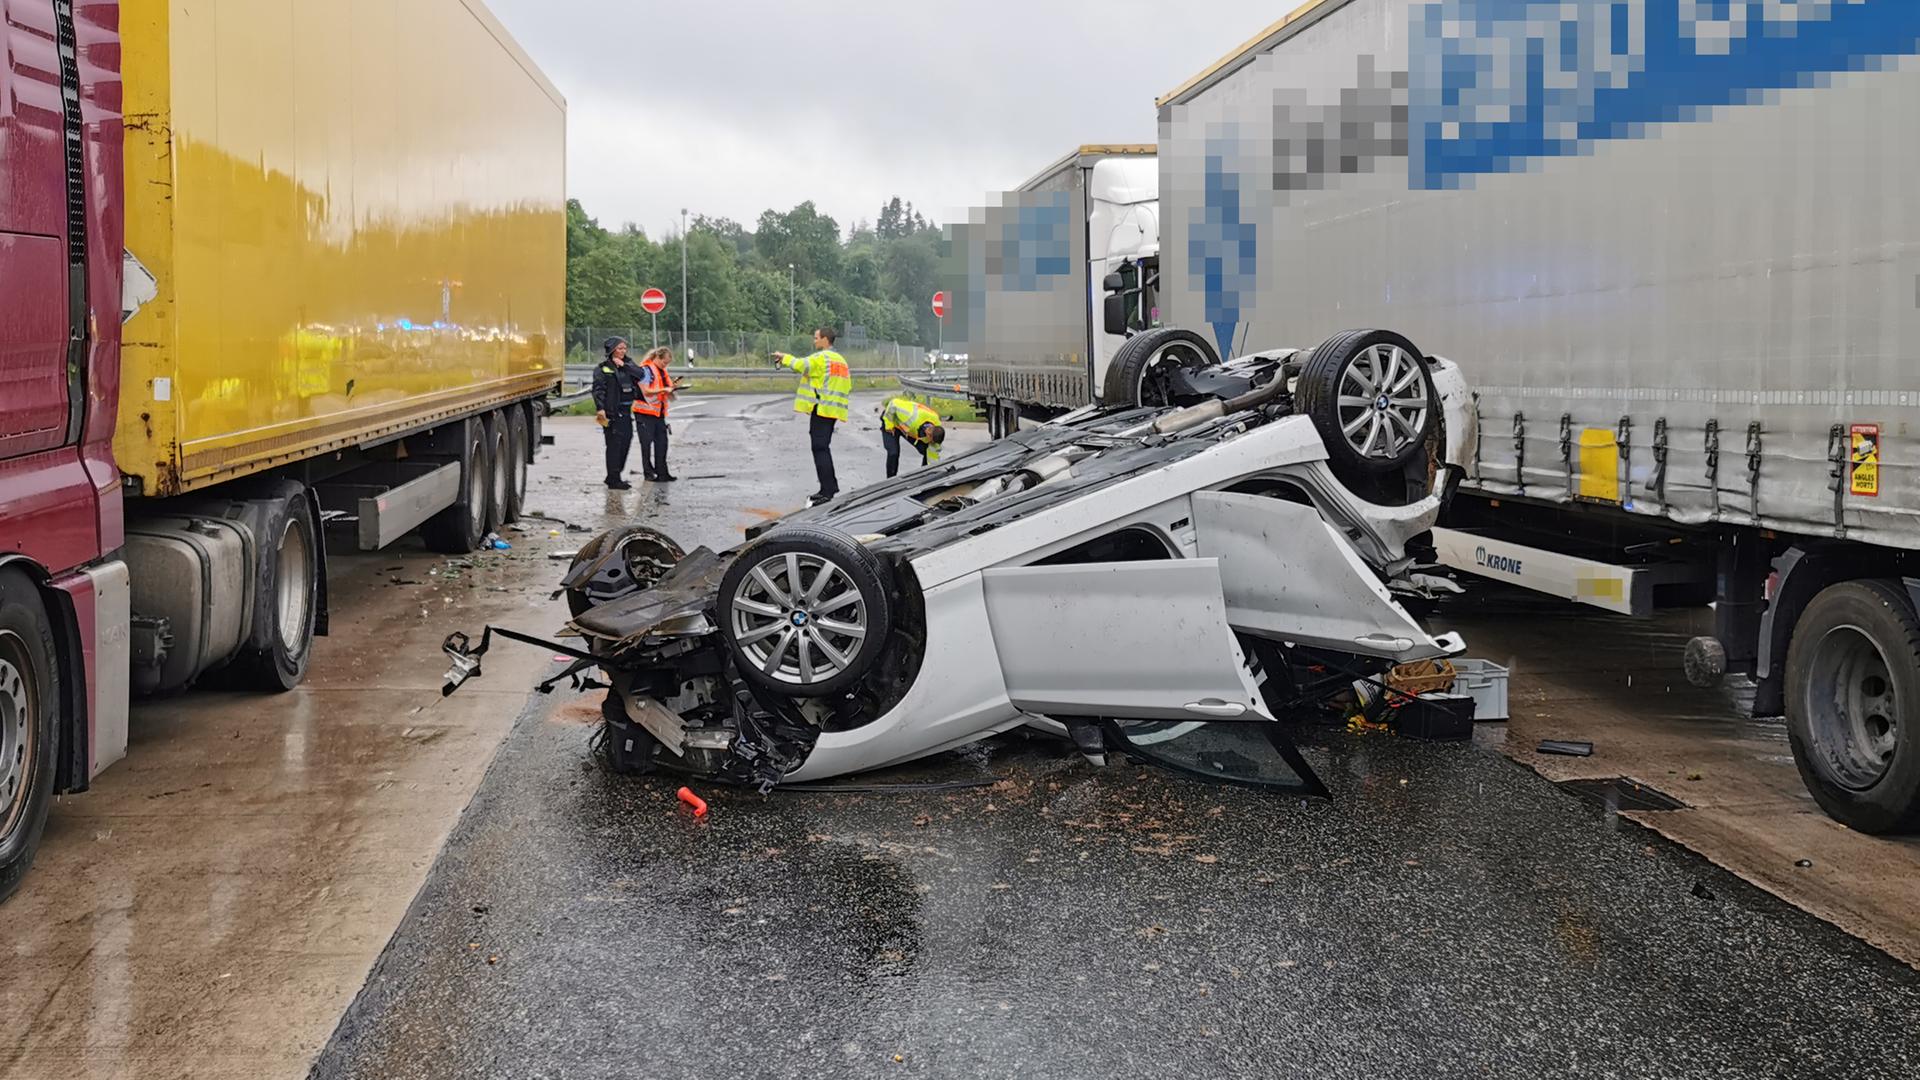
[441,626,605,697]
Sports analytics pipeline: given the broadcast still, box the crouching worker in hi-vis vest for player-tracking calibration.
[878,396,945,478]
[772,326,852,506]
[631,346,680,482]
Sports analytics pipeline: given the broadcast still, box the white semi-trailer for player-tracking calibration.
[1155,0,1920,832]
[939,146,1168,436]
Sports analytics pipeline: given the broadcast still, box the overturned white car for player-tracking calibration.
[444,329,1478,793]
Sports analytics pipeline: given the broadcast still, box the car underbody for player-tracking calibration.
[444,329,1479,795]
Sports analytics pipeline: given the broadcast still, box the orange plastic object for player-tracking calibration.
[677,786,708,817]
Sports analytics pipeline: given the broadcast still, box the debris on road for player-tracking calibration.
[1539,740,1595,757]
[677,786,709,817]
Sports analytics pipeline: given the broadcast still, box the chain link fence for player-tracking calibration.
[565,327,930,370]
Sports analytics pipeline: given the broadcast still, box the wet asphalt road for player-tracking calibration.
[312,401,1920,1080]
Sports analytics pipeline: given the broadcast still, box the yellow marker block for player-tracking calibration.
[1576,577,1626,603]
[1577,428,1621,503]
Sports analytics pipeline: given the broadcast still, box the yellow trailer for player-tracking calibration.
[118,0,564,496]
[108,0,565,696]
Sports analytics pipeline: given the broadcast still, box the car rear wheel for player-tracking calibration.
[1786,580,1920,833]
[0,570,59,904]
[1295,329,1438,487]
[1100,328,1221,407]
[719,527,893,699]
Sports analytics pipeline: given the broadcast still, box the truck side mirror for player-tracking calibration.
[1102,272,1124,292]
[1103,294,1129,336]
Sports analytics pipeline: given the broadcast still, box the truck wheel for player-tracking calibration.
[421,419,489,554]
[504,406,530,525]
[1295,329,1438,486]
[0,569,59,904]
[564,525,687,619]
[719,526,893,699]
[230,484,321,691]
[1100,328,1220,407]
[1786,580,1920,834]
[483,411,511,534]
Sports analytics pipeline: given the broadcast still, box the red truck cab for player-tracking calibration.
[1,0,131,899]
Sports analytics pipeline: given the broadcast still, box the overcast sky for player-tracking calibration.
[487,0,1279,237]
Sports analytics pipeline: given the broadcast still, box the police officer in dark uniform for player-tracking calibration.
[592,337,641,489]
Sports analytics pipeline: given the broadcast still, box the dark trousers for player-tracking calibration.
[808,410,839,496]
[882,427,927,478]
[636,414,668,477]
[603,415,634,483]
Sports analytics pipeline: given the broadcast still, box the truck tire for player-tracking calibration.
[421,419,489,554]
[483,411,511,534]
[1099,328,1220,407]
[718,526,893,699]
[228,483,322,691]
[1295,329,1438,486]
[1786,580,1920,834]
[504,406,530,525]
[0,569,59,904]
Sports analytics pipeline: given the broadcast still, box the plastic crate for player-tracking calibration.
[1453,658,1509,721]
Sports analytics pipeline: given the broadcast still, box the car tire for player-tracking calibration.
[1785,580,1920,834]
[1295,329,1439,486]
[718,526,893,699]
[228,482,321,691]
[1099,328,1220,407]
[565,525,688,620]
[421,419,489,554]
[483,411,511,535]
[0,569,59,904]
[504,406,530,526]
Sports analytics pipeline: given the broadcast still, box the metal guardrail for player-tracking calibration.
[896,373,974,398]
[545,369,970,411]
[560,364,951,385]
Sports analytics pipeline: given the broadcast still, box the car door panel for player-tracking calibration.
[979,558,1262,719]
[1192,490,1455,662]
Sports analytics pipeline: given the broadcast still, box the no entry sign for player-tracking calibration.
[931,291,947,319]
[642,288,668,315]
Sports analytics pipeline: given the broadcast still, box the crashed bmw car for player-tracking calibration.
[444,329,1478,793]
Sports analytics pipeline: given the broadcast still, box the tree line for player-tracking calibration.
[566,196,944,346]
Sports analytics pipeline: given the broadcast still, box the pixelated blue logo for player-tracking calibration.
[997,193,1073,292]
[1410,0,1920,189]
[1187,135,1258,360]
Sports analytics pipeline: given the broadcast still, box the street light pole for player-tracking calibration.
[788,263,795,333]
[687,204,695,343]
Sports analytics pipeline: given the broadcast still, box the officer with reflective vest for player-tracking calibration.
[878,396,945,477]
[592,337,640,489]
[631,346,679,482]
[772,326,853,505]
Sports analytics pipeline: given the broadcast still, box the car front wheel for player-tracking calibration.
[719,527,893,699]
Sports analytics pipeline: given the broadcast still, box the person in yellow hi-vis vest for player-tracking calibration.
[878,396,945,478]
[772,326,853,505]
